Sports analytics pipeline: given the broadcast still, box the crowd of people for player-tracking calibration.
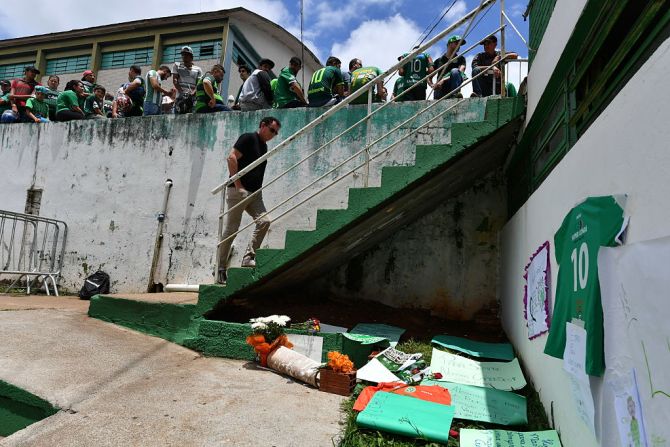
[0,35,516,124]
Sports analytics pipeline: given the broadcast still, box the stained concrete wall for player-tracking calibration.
[307,171,506,320]
[500,38,670,447]
[0,98,487,293]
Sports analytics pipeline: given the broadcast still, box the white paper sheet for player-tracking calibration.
[429,349,527,391]
[599,237,670,447]
[287,334,324,363]
[563,322,596,436]
[525,242,550,339]
[356,358,402,384]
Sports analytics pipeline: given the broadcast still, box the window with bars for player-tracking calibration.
[100,48,153,69]
[232,43,256,70]
[45,55,91,75]
[162,40,222,63]
[0,62,35,80]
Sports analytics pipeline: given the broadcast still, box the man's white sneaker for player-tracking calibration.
[241,255,256,268]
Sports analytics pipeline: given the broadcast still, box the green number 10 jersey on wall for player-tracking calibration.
[544,195,627,376]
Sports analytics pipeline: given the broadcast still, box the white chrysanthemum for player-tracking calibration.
[251,322,268,330]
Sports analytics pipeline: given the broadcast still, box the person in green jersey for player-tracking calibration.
[397,48,433,101]
[195,64,230,113]
[0,80,11,117]
[56,80,86,121]
[392,75,409,101]
[25,86,50,123]
[544,195,626,376]
[308,56,345,108]
[84,85,106,119]
[350,64,386,105]
[43,75,60,120]
[80,70,97,96]
[274,57,308,108]
[144,65,175,116]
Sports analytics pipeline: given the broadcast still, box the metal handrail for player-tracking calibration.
[210,0,496,196]
[217,24,505,222]
[215,56,513,248]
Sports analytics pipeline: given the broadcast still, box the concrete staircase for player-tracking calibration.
[89,97,524,354]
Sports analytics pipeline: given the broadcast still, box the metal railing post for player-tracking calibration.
[500,0,507,97]
[365,86,374,187]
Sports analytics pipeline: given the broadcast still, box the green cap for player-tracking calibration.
[448,35,466,45]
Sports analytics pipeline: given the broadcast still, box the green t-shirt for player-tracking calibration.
[0,92,10,114]
[194,74,223,111]
[393,77,410,101]
[56,90,83,114]
[274,67,301,108]
[84,95,103,115]
[350,66,382,105]
[308,66,344,102]
[544,195,626,376]
[26,97,49,118]
[400,52,432,87]
[43,88,59,117]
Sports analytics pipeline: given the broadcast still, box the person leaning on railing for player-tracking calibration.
[217,116,281,284]
[431,35,468,99]
[307,56,345,108]
[349,62,386,105]
[274,57,308,109]
[471,34,518,97]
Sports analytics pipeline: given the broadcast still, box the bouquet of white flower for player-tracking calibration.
[249,314,291,343]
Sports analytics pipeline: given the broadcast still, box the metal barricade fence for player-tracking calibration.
[0,210,68,296]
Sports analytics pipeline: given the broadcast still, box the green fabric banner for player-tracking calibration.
[356,391,455,443]
[431,335,514,361]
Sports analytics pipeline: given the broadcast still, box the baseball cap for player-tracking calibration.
[181,46,194,55]
[24,65,40,74]
[35,86,49,94]
[448,35,466,45]
[258,58,275,69]
[83,70,94,77]
[480,35,497,45]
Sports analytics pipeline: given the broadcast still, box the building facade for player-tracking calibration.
[501,1,670,446]
[0,8,320,101]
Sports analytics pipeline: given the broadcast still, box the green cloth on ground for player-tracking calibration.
[422,379,527,425]
[431,335,514,360]
[356,391,455,443]
[350,323,405,347]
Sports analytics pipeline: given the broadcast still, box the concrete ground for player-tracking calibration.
[0,295,345,447]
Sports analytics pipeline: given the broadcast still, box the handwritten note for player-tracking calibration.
[460,429,562,447]
[524,242,551,339]
[430,349,527,391]
[563,322,595,436]
[422,380,527,425]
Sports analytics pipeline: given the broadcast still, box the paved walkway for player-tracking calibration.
[0,295,344,447]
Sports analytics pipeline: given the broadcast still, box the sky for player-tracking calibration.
[0,0,529,93]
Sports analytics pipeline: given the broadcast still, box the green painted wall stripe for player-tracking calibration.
[0,380,58,437]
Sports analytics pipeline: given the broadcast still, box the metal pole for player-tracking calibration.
[500,0,506,97]
[364,86,373,187]
[147,179,173,292]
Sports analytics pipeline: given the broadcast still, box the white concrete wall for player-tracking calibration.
[232,20,317,91]
[0,99,485,293]
[526,0,587,123]
[308,171,506,320]
[500,39,670,447]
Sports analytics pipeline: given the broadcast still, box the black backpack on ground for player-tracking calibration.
[79,271,110,300]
